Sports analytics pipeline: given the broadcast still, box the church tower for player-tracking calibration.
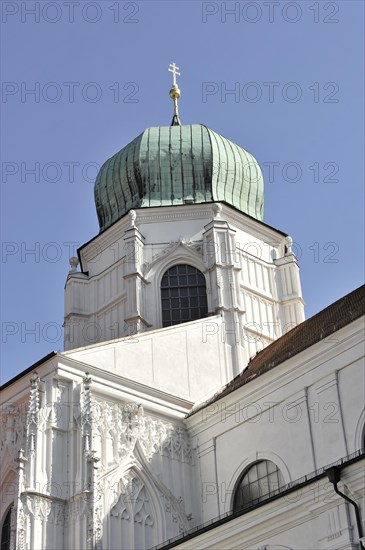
[64,63,304,400]
[2,65,363,550]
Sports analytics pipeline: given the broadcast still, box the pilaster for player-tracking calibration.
[81,373,103,550]
[25,372,40,490]
[14,450,27,550]
[274,236,305,330]
[203,204,247,378]
[123,210,151,334]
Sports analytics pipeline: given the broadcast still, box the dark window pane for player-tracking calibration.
[161,264,208,328]
[233,461,285,512]
[1,509,11,550]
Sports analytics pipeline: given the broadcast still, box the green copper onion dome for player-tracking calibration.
[94,124,264,232]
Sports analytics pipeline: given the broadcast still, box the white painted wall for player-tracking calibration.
[64,204,305,379]
[2,201,363,550]
[183,317,365,548]
[63,315,227,404]
[1,314,364,550]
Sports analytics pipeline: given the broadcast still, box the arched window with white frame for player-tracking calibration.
[233,460,285,512]
[161,264,208,327]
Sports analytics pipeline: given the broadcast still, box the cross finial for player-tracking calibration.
[168,62,181,126]
[168,62,180,86]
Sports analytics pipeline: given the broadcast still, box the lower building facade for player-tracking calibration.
[1,286,364,549]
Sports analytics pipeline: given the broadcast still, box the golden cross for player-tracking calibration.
[168,63,181,125]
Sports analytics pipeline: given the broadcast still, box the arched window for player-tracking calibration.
[233,460,285,512]
[161,264,208,327]
[1,508,11,550]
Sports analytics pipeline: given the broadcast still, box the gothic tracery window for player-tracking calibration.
[161,264,208,327]
[233,460,285,512]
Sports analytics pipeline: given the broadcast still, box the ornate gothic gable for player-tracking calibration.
[88,395,193,473]
[143,237,203,278]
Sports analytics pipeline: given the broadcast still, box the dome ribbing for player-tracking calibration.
[94,124,264,232]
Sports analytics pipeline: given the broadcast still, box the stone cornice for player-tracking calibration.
[57,354,194,417]
[162,458,365,549]
[21,490,66,504]
[65,292,127,319]
[123,271,150,284]
[124,314,152,327]
[78,203,288,268]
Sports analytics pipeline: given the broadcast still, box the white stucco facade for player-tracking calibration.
[1,272,364,549]
[182,315,365,549]
[64,203,304,383]
[1,137,364,549]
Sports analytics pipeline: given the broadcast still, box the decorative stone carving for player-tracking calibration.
[22,494,65,526]
[111,475,154,527]
[144,238,203,276]
[89,396,193,471]
[79,384,193,546]
[16,507,26,550]
[158,490,191,534]
[129,209,137,227]
[0,403,26,468]
[80,374,104,549]
[81,372,93,456]
[69,256,79,272]
[285,236,293,256]
[212,203,222,218]
[64,495,88,526]
[26,372,41,458]
[160,425,193,463]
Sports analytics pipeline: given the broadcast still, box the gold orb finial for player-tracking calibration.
[169,84,181,101]
[168,62,181,126]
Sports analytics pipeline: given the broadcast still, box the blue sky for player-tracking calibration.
[1,0,364,384]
